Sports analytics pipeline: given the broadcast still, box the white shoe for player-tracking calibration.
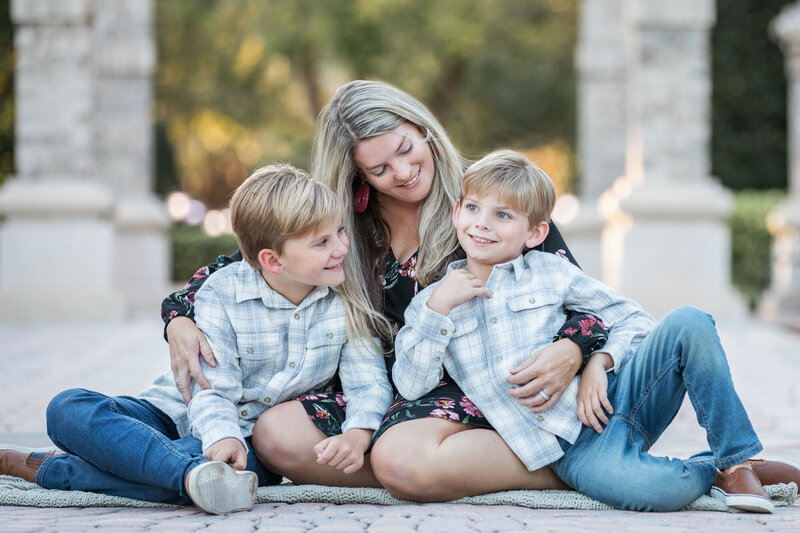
[185,461,257,515]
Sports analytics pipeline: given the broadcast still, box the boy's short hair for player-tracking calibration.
[461,149,556,227]
[230,164,343,268]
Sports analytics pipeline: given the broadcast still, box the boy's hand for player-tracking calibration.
[313,429,373,474]
[426,270,492,316]
[577,352,614,434]
[204,438,247,470]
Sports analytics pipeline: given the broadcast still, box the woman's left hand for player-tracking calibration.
[507,338,582,412]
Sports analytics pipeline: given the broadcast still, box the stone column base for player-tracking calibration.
[760,199,800,330]
[0,179,124,319]
[114,195,171,315]
[604,179,747,321]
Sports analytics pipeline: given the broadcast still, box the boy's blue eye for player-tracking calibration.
[498,211,510,219]
[466,204,478,212]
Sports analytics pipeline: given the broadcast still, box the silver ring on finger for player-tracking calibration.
[537,390,550,401]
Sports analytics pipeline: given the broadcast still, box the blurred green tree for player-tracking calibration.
[155,0,579,206]
[0,0,13,185]
[712,0,789,190]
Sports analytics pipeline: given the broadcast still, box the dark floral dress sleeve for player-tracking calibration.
[535,221,609,362]
[160,250,243,339]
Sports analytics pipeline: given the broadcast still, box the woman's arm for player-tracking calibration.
[162,250,243,404]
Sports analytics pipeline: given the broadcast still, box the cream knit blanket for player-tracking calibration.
[0,475,796,512]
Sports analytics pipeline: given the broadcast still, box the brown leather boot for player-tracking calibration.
[0,449,58,483]
[749,459,800,488]
[710,466,773,513]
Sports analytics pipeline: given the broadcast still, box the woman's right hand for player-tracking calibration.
[166,316,216,404]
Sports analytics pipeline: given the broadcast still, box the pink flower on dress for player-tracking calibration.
[579,315,597,336]
[459,398,484,418]
[398,256,417,278]
[299,394,320,401]
[191,268,209,281]
[435,399,455,408]
[430,408,460,421]
[315,410,330,419]
[563,327,578,335]
[335,394,347,407]
[554,249,569,261]
[168,310,178,319]
[187,292,196,304]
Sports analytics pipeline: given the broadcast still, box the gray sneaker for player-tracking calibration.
[184,461,257,515]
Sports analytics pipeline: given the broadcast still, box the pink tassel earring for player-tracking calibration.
[354,180,370,213]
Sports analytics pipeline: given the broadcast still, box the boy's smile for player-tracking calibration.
[453,192,545,279]
[262,219,349,305]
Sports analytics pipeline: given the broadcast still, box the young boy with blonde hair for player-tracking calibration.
[0,164,392,514]
[393,149,799,513]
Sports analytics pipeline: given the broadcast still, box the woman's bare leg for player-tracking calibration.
[370,418,569,502]
[251,400,381,488]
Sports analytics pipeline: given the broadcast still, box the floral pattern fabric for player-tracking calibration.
[371,380,492,444]
[298,393,348,438]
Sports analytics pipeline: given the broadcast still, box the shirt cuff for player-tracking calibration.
[198,423,247,454]
[413,303,456,344]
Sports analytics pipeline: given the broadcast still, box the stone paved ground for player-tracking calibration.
[1,315,799,531]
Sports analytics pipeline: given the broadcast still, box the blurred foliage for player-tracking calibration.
[155,0,579,206]
[730,190,786,309]
[0,0,12,186]
[169,223,238,283]
[712,0,789,190]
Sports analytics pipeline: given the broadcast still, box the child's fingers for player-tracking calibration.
[600,395,614,416]
[577,400,589,427]
[313,438,331,457]
[582,395,604,433]
[342,456,364,474]
[591,393,609,425]
[232,448,247,470]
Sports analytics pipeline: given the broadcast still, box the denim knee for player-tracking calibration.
[661,306,715,337]
[46,388,101,438]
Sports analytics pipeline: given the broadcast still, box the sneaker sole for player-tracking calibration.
[710,486,774,513]
[185,461,257,515]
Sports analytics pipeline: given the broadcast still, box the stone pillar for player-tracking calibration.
[601,0,745,319]
[94,0,170,314]
[763,2,800,328]
[0,0,123,319]
[0,0,167,319]
[564,0,628,279]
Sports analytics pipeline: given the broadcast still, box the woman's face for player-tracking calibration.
[352,122,435,208]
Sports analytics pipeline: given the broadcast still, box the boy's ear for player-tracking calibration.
[525,221,550,249]
[452,199,461,226]
[257,248,283,275]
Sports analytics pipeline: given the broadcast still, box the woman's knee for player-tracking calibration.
[252,402,314,470]
[370,429,451,502]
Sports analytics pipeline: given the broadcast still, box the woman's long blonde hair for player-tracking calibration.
[312,80,466,341]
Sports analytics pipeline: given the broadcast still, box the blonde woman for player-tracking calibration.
[162,80,609,499]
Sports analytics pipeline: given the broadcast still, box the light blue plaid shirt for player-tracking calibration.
[393,251,656,471]
[140,260,392,452]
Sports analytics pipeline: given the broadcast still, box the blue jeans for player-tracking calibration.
[37,388,280,504]
[552,306,762,511]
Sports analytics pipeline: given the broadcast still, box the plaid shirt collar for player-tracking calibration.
[233,260,331,309]
[446,252,528,283]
